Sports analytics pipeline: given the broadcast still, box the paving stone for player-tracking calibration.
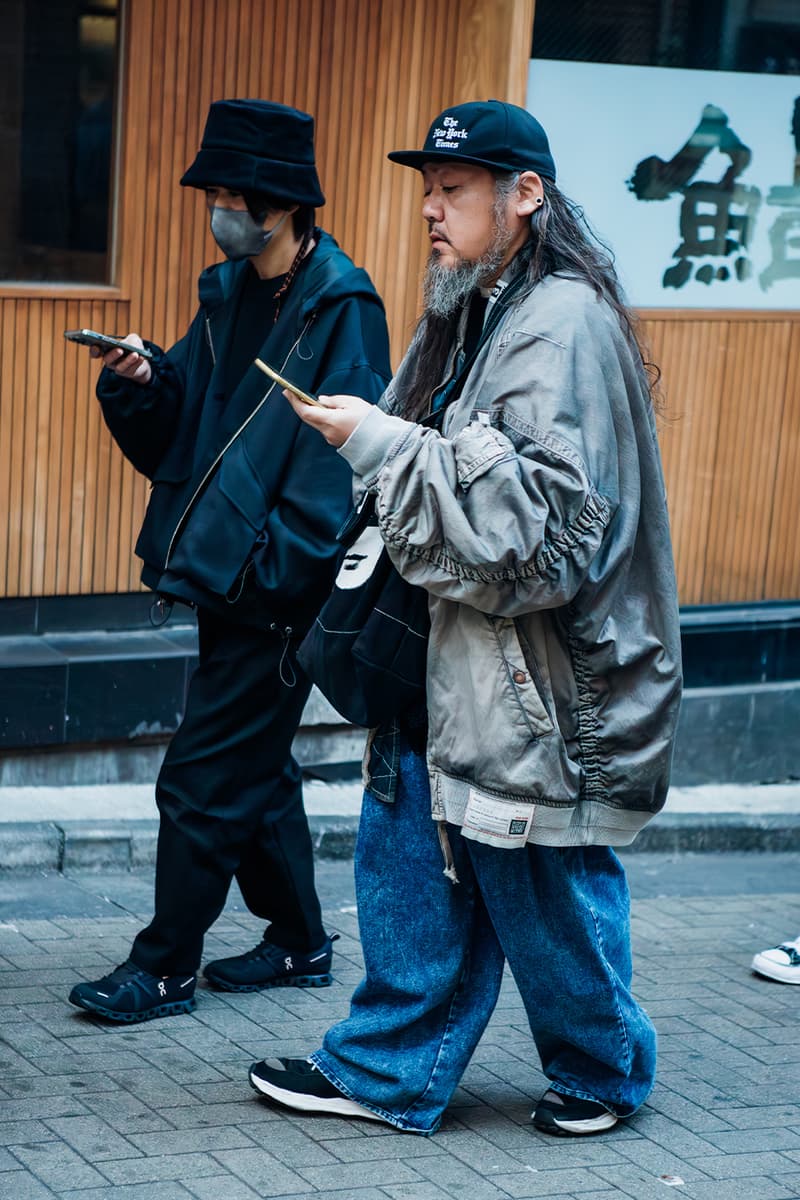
[643,1086,737,1133]
[61,1185,194,1200]
[9,1140,108,1190]
[249,1192,390,1200]
[718,1106,800,1131]
[680,1179,797,1200]
[383,1185,459,1200]
[0,1119,57,1146]
[0,1169,57,1198]
[240,1118,340,1166]
[294,1155,426,1192]
[184,1173,269,1199]
[213,1144,333,1195]
[96,1150,233,1185]
[78,1089,167,1132]
[413,1152,511,1198]
[320,1131,442,1163]
[3,874,800,1199]
[156,1100,268,1130]
[43,1114,142,1162]
[494,1167,629,1197]
[695,1152,800,1180]
[22,1049,148,1076]
[705,1122,800,1155]
[128,1126,256,1156]
[106,1069,198,1109]
[591,1163,706,1199]
[0,1097,89,1122]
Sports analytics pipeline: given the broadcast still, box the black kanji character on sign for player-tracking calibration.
[628,104,761,289]
[760,97,800,291]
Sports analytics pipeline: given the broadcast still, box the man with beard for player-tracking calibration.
[247,101,682,1137]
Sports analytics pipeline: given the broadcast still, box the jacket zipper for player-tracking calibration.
[162,318,312,572]
[205,315,217,365]
[426,342,461,418]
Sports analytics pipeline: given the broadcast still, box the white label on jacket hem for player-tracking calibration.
[463,789,534,847]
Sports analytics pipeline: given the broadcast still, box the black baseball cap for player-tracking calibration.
[388,99,556,182]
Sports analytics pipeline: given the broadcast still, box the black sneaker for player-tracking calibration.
[204,933,338,992]
[533,1088,619,1136]
[249,1056,385,1122]
[68,961,196,1023]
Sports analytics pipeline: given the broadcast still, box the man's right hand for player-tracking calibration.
[91,332,152,385]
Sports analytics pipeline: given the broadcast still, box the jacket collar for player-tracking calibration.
[197,230,379,321]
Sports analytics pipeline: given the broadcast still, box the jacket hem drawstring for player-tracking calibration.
[270,622,297,687]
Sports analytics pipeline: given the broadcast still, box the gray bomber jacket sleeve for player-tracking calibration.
[338,288,633,618]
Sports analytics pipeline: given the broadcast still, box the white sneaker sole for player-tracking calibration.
[751,952,800,984]
[249,1069,386,1122]
[550,1111,619,1134]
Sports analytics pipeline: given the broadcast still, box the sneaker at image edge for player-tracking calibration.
[249,1056,387,1122]
[68,960,196,1022]
[532,1088,619,1136]
[204,933,338,992]
[751,935,800,984]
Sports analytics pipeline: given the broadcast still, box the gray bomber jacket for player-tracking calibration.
[339,273,683,848]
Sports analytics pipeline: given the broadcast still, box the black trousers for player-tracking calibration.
[130,608,325,976]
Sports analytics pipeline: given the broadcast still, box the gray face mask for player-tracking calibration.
[209,207,288,261]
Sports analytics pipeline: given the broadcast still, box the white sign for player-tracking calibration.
[527,60,800,309]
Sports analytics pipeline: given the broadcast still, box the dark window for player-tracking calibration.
[532,0,800,75]
[0,0,120,285]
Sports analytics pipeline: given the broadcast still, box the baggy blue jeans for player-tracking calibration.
[311,737,657,1134]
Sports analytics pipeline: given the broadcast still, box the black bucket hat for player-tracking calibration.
[388,99,556,182]
[180,99,325,207]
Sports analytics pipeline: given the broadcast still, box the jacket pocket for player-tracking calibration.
[217,439,270,531]
[162,439,269,596]
[489,616,553,738]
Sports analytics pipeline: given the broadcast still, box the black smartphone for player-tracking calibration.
[64,329,153,360]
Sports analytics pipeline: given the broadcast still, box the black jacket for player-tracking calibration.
[98,232,391,634]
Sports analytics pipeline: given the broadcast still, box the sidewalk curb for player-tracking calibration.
[2,811,800,871]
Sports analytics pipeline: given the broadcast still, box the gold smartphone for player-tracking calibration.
[254,358,324,406]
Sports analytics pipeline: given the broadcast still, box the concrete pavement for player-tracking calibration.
[0,856,799,1199]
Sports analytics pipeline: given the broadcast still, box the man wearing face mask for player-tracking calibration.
[67,99,391,1023]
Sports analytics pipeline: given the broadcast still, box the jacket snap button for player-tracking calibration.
[512,670,527,684]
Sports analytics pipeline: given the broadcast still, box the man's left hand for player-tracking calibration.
[284,391,371,447]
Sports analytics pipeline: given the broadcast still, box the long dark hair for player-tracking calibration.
[400,174,658,422]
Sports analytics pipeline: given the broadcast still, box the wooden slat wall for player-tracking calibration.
[1,0,798,608]
[643,311,800,606]
[0,0,533,599]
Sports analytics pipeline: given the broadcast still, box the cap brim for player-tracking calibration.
[388,149,505,170]
[387,149,554,179]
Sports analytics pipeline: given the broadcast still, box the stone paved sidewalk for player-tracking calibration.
[0,870,799,1200]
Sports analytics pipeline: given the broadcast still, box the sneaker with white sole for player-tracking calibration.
[249,1056,386,1122]
[204,934,338,992]
[68,960,196,1022]
[532,1088,619,1136]
[752,935,800,984]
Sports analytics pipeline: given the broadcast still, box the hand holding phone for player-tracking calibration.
[254,358,325,406]
[65,328,153,384]
[64,329,154,360]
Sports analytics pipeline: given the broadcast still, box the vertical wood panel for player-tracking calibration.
[3,0,798,611]
[764,323,800,599]
[647,312,800,605]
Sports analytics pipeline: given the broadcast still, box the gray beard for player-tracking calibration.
[422,224,513,319]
